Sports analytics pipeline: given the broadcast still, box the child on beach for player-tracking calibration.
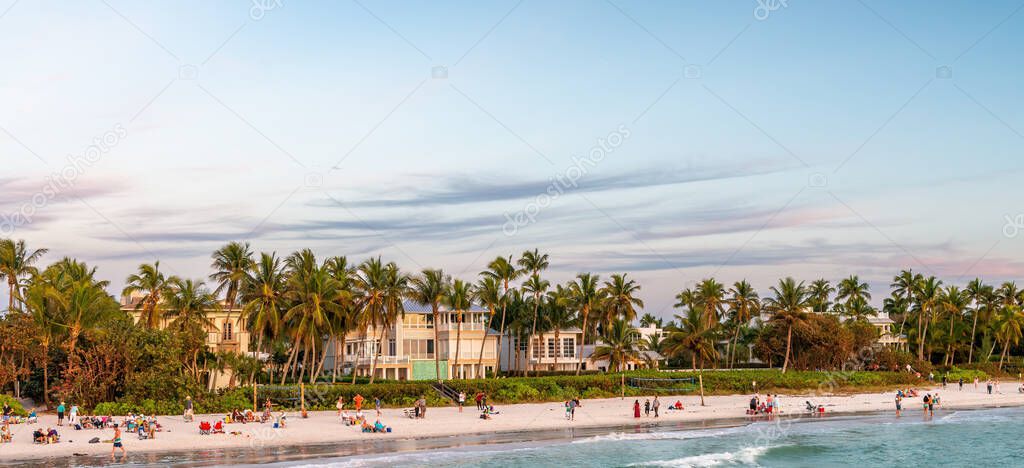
[111,424,125,460]
[644,399,651,417]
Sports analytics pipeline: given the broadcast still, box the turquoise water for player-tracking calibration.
[295,407,1022,467]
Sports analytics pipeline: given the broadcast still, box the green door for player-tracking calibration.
[411,359,448,380]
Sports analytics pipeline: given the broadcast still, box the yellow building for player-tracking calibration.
[327,301,500,380]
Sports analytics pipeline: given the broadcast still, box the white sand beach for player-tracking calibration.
[2,382,1022,462]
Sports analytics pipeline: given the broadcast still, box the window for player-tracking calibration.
[547,338,556,358]
[222,321,233,341]
[402,314,432,329]
[402,339,435,359]
[532,338,542,358]
[562,338,575,358]
[426,339,434,354]
[388,339,396,356]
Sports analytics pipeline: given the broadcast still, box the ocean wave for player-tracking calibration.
[629,446,773,467]
[572,426,748,444]
[287,445,543,468]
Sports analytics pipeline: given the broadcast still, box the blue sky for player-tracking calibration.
[1,0,1022,318]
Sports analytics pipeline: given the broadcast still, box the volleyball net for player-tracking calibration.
[627,377,698,393]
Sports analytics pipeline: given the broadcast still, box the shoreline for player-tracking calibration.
[4,383,1023,465]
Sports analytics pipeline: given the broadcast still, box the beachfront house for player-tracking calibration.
[501,328,663,373]
[323,301,500,381]
[120,293,252,389]
[868,315,908,350]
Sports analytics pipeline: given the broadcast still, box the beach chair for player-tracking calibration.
[402,408,416,419]
[199,421,212,435]
[213,421,225,434]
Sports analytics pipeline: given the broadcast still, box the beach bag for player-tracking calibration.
[88,437,100,444]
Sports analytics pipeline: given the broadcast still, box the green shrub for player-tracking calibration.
[0,395,27,416]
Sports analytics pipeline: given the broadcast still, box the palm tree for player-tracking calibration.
[762,277,811,373]
[590,319,641,372]
[569,273,602,375]
[726,280,759,368]
[843,297,878,322]
[282,256,343,383]
[324,256,357,382]
[808,279,834,314]
[545,284,577,370]
[520,273,549,376]
[639,313,661,328]
[0,239,48,311]
[891,269,922,338]
[445,279,472,378]
[836,275,871,314]
[481,256,520,374]
[601,273,644,328]
[409,268,450,382]
[354,259,408,384]
[965,278,993,363]
[164,278,221,378]
[939,286,967,366]
[240,253,285,380]
[48,262,119,377]
[122,262,177,329]
[18,276,58,405]
[695,278,726,330]
[209,241,254,326]
[473,276,502,378]
[993,305,1024,370]
[914,277,943,361]
[663,308,717,370]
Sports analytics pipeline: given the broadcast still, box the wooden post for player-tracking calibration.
[300,382,305,412]
[253,385,257,412]
[698,372,705,407]
[621,373,625,399]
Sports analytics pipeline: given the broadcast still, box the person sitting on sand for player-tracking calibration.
[32,428,45,444]
[47,427,59,444]
[276,411,287,429]
[27,408,37,424]
[374,420,386,432]
[1,421,11,443]
[673,400,683,410]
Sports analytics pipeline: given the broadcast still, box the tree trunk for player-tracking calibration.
[477,308,494,378]
[782,324,793,373]
[42,347,50,407]
[968,312,979,364]
[730,327,740,368]
[352,330,366,384]
[527,294,540,377]
[554,329,560,371]
[496,300,509,376]
[334,336,346,383]
[313,337,330,382]
[946,314,955,366]
[576,306,590,376]
[432,308,442,383]
[998,341,1009,370]
[917,309,925,360]
[280,344,298,385]
[454,309,463,379]
[369,327,386,384]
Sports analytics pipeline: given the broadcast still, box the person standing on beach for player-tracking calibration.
[895,394,902,417]
[633,400,641,418]
[353,394,364,412]
[644,399,651,417]
[69,403,79,425]
[57,401,65,426]
[184,396,194,422]
[987,380,993,394]
[111,423,126,460]
[653,396,660,418]
[475,392,484,410]
[458,392,465,413]
[336,396,345,415]
[958,378,964,391]
[375,397,382,417]
[568,398,577,421]
[974,377,979,390]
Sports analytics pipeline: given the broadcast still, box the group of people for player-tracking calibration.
[747,394,781,416]
[31,427,60,444]
[335,394,390,434]
[633,396,661,418]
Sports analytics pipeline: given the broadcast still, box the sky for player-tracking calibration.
[1,0,1022,319]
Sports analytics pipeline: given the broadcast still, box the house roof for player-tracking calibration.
[401,300,489,314]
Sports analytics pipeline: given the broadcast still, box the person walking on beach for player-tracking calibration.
[653,396,660,418]
[568,398,578,421]
[974,377,979,390]
[336,396,345,415]
[633,400,641,419]
[458,392,466,413]
[987,380,993,395]
[57,401,66,426]
[69,403,79,425]
[111,424,126,460]
[474,392,483,410]
[644,399,651,417]
[375,396,382,417]
[959,378,964,391]
[895,394,902,417]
